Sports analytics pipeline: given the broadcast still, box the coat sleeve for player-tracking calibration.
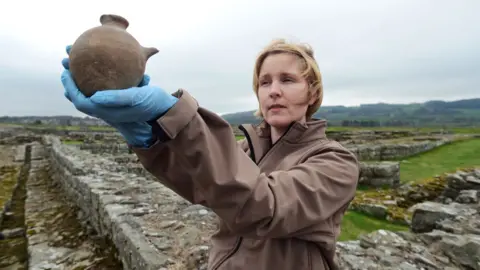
[131,89,360,239]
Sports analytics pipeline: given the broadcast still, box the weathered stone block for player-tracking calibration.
[456,190,479,204]
[359,161,400,187]
[410,202,475,233]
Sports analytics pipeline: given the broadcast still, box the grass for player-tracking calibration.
[326,126,480,134]
[339,211,408,241]
[0,166,20,213]
[399,138,480,183]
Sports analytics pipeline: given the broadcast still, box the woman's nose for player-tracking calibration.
[269,81,282,97]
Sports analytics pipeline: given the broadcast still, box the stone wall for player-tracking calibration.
[338,168,480,269]
[326,130,419,142]
[346,138,451,161]
[43,135,215,269]
[234,127,453,162]
[79,143,131,155]
[77,143,402,188]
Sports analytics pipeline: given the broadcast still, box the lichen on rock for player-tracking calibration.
[339,168,480,269]
[351,171,454,224]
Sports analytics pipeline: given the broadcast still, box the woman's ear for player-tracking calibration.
[308,88,318,106]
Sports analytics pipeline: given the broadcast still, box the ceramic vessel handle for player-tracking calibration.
[100,14,129,29]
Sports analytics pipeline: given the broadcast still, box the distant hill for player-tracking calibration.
[221,98,480,127]
[2,98,479,129]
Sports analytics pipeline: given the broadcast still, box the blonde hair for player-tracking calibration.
[252,39,323,119]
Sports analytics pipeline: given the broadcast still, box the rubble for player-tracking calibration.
[337,169,480,269]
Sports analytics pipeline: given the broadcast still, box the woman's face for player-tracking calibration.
[257,53,314,129]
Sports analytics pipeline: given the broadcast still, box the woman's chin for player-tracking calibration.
[265,115,292,128]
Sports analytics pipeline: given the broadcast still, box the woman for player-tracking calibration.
[61,39,359,270]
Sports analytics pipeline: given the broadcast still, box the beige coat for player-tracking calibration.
[132,90,360,270]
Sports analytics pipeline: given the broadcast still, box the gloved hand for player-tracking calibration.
[61,45,178,148]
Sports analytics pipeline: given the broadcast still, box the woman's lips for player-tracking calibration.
[269,105,286,112]
[269,104,286,109]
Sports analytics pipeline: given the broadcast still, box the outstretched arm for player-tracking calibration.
[131,89,359,239]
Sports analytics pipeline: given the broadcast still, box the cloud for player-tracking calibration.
[0,0,479,116]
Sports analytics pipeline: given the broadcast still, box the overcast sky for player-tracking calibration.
[0,0,479,117]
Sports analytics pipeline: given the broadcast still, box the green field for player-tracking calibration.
[325,126,480,134]
[399,138,480,183]
[339,211,408,241]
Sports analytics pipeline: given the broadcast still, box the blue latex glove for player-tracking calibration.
[61,45,178,147]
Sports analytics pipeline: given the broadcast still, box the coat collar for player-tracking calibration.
[238,118,328,164]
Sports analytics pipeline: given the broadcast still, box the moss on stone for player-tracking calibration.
[0,161,29,270]
[26,220,36,228]
[396,175,447,208]
[351,172,450,224]
[0,165,20,213]
[0,238,28,268]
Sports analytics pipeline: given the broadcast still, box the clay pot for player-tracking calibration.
[69,14,159,97]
